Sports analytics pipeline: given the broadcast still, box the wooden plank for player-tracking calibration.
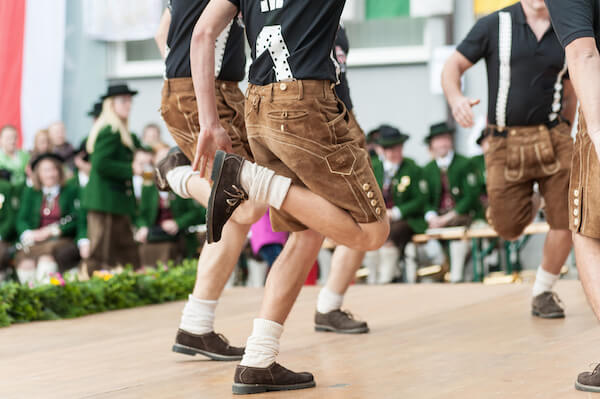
[0,282,594,398]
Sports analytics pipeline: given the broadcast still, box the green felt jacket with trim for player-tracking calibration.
[422,153,484,220]
[16,184,79,238]
[82,125,140,216]
[136,183,206,257]
[0,180,17,241]
[372,156,428,234]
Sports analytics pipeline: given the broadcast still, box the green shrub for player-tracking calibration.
[0,260,197,327]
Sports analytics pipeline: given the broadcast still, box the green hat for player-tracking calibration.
[424,122,455,143]
[377,125,409,148]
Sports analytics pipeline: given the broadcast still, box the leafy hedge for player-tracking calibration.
[0,259,198,327]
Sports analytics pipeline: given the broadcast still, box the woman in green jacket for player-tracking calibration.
[15,153,80,284]
[83,84,141,272]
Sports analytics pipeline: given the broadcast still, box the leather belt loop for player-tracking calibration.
[297,80,304,101]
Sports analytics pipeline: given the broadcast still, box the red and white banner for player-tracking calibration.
[0,0,66,149]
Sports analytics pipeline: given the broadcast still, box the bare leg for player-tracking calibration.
[258,229,324,324]
[280,186,389,252]
[324,246,365,295]
[540,229,572,275]
[574,233,600,319]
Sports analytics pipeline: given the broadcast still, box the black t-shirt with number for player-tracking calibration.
[456,3,567,126]
[334,26,353,111]
[546,0,600,51]
[227,0,345,85]
[165,0,246,81]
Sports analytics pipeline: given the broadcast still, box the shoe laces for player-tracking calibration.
[548,292,564,307]
[224,185,248,208]
[338,309,361,321]
[590,363,600,375]
[216,332,231,347]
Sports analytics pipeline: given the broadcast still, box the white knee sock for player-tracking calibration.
[166,166,198,199]
[363,250,380,285]
[532,266,560,297]
[316,287,344,314]
[17,268,36,285]
[239,318,283,368]
[36,259,58,283]
[240,161,291,210]
[179,295,217,334]
[378,245,400,284]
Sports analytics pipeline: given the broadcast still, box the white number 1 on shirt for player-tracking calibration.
[256,25,294,81]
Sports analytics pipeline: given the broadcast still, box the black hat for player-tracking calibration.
[31,152,65,170]
[101,83,138,100]
[366,127,382,145]
[75,138,90,162]
[0,169,12,181]
[476,128,489,146]
[87,101,103,118]
[424,122,455,143]
[377,125,409,148]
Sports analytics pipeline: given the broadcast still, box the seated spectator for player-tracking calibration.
[134,145,205,268]
[15,154,80,284]
[141,123,163,148]
[48,121,76,171]
[0,169,17,281]
[31,129,51,159]
[132,148,154,200]
[422,122,484,283]
[0,125,29,188]
[363,125,428,284]
[366,126,384,188]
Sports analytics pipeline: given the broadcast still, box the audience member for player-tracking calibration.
[48,121,76,170]
[141,123,163,148]
[0,169,16,281]
[132,148,154,200]
[135,145,205,268]
[422,122,484,283]
[0,125,29,188]
[15,154,80,284]
[83,83,141,272]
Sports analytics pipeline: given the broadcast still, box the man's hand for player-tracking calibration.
[192,124,233,178]
[161,219,179,235]
[450,96,480,128]
[428,216,446,229]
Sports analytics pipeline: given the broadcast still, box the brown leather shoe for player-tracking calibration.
[232,362,315,395]
[314,309,369,334]
[172,329,244,361]
[531,291,565,319]
[207,150,248,243]
[576,364,600,392]
[154,147,191,191]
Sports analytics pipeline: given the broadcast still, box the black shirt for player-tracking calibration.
[227,0,345,85]
[456,3,567,127]
[334,26,353,111]
[546,0,600,51]
[165,0,246,81]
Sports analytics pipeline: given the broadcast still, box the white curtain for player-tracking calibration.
[83,0,163,42]
[21,0,66,150]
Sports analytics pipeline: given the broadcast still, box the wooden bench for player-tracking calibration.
[411,222,550,282]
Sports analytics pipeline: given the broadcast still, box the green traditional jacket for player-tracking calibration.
[82,125,140,216]
[136,183,206,257]
[370,152,384,189]
[422,153,484,220]
[471,154,486,196]
[16,184,78,238]
[65,173,88,242]
[389,158,429,234]
[0,180,16,241]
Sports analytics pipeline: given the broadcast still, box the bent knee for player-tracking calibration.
[232,202,269,225]
[359,220,390,251]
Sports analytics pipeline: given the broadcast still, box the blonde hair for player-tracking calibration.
[86,97,134,154]
[33,129,49,152]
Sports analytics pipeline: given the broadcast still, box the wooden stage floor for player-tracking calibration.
[1,281,599,398]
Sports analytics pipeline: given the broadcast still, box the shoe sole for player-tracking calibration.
[575,381,600,393]
[314,325,370,334]
[531,310,565,319]
[172,344,242,361]
[154,147,189,191]
[207,150,227,244]
[232,381,316,395]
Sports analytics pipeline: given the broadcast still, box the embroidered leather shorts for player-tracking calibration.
[484,121,573,239]
[245,80,385,232]
[160,77,253,162]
